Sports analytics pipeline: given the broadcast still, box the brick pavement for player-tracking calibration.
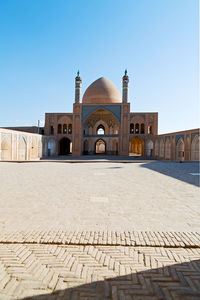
[0,230,200,248]
[0,239,200,299]
[0,161,199,299]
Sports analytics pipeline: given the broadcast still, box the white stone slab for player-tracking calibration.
[90,196,108,203]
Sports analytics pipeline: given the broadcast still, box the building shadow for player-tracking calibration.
[40,155,153,162]
[21,259,200,300]
[107,166,123,169]
[140,161,200,187]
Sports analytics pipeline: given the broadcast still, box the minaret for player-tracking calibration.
[75,70,82,103]
[122,69,129,103]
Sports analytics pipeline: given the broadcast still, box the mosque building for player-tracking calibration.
[0,71,199,161]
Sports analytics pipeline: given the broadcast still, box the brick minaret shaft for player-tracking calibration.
[75,70,82,103]
[122,69,129,103]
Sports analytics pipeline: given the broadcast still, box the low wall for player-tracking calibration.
[0,128,48,161]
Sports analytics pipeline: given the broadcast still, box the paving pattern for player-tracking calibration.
[0,230,200,248]
[0,241,200,299]
[0,161,199,299]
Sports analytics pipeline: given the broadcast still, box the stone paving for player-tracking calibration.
[0,161,199,232]
[0,242,200,299]
[0,161,199,299]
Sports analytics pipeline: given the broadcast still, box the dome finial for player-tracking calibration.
[77,70,80,77]
[124,69,127,76]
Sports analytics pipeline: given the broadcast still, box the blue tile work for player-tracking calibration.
[175,134,184,145]
[82,105,121,123]
[192,132,200,142]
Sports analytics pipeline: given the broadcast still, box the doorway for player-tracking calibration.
[59,138,71,155]
[95,139,106,154]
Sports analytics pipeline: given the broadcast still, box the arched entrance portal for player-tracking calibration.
[129,136,144,156]
[59,138,71,155]
[95,139,106,154]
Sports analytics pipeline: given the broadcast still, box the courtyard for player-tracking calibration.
[0,161,199,232]
[0,160,200,299]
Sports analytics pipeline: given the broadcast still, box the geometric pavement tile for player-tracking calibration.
[0,245,199,299]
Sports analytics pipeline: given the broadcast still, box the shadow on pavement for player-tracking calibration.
[107,166,123,169]
[22,259,200,300]
[41,155,152,161]
[140,161,200,187]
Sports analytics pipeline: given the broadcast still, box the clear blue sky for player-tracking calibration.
[0,0,199,133]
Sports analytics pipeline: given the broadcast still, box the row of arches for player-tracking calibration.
[83,139,118,155]
[129,135,200,161]
[129,137,153,157]
[130,123,144,134]
[47,137,118,156]
[154,135,200,161]
[1,136,44,161]
[47,135,199,159]
[1,137,27,161]
[130,123,153,135]
[49,124,73,135]
[57,123,72,134]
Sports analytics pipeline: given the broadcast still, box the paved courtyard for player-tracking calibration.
[0,161,199,232]
[0,160,199,299]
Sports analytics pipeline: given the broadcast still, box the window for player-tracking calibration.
[68,124,72,134]
[97,125,105,135]
[148,125,152,134]
[135,123,139,134]
[63,124,67,134]
[140,123,145,134]
[57,124,62,134]
[130,123,134,134]
[50,126,54,135]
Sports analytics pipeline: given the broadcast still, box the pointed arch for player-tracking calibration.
[1,137,12,160]
[95,139,106,154]
[191,135,200,161]
[18,137,27,161]
[129,136,144,156]
[145,139,153,157]
[176,138,184,161]
[160,139,164,158]
[155,140,159,156]
[165,138,171,160]
[59,137,72,155]
[97,124,105,135]
[30,137,37,159]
